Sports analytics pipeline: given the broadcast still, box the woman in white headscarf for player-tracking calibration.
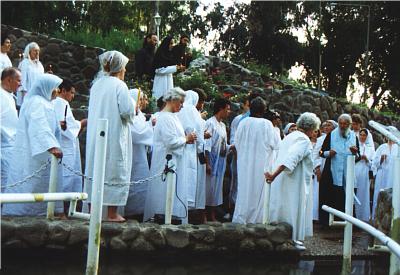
[17,42,45,106]
[3,74,64,216]
[124,88,154,218]
[84,51,136,222]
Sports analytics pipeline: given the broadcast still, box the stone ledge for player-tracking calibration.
[1,217,296,256]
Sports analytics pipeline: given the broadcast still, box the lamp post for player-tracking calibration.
[154,12,161,44]
[330,2,371,103]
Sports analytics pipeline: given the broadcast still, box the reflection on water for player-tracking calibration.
[1,251,389,275]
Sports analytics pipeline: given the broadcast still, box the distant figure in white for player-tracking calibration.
[3,74,64,216]
[232,97,280,224]
[0,68,21,190]
[53,79,87,213]
[266,112,321,250]
[17,42,44,107]
[84,51,135,222]
[0,35,12,75]
[124,88,154,218]
[144,87,197,224]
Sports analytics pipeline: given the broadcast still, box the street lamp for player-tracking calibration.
[330,2,371,103]
[154,12,161,43]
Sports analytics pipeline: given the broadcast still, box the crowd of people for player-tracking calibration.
[1,32,399,250]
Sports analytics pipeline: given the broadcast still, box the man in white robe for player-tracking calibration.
[1,68,21,190]
[232,97,279,224]
[124,89,154,218]
[267,112,321,250]
[3,74,64,216]
[84,51,135,222]
[0,35,12,76]
[205,98,232,221]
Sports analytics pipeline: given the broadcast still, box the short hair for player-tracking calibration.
[192,88,207,102]
[180,34,190,40]
[326,119,338,129]
[249,96,266,116]
[359,128,369,136]
[247,92,262,103]
[264,109,280,121]
[1,32,10,45]
[59,79,74,91]
[338,113,352,124]
[164,87,186,102]
[143,33,157,47]
[157,96,165,109]
[296,112,321,132]
[1,67,19,81]
[213,97,230,115]
[351,113,363,124]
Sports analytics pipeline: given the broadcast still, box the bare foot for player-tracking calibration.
[55,213,68,220]
[107,213,126,223]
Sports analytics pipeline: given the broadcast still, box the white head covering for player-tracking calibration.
[283,122,296,135]
[183,90,199,107]
[178,90,203,137]
[108,51,129,74]
[26,74,62,101]
[23,42,40,61]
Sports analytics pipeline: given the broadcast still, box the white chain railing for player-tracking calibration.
[1,160,51,189]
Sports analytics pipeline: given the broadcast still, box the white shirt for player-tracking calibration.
[0,52,12,75]
[0,87,18,148]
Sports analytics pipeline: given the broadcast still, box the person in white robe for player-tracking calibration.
[17,42,44,107]
[352,113,375,150]
[372,138,399,218]
[354,129,375,222]
[0,36,12,76]
[53,79,86,214]
[232,97,280,224]
[152,36,185,99]
[266,112,321,250]
[144,87,197,224]
[283,122,297,136]
[1,68,21,190]
[2,74,64,216]
[205,97,232,221]
[84,51,135,222]
[124,88,154,218]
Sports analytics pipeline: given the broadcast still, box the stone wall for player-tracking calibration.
[374,188,393,236]
[1,217,296,256]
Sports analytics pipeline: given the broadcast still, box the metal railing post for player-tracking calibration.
[165,157,176,225]
[263,182,271,224]
[47,154,58,219]
[86,119,108,275]
[343,155,355,273]
[390,155,400,274]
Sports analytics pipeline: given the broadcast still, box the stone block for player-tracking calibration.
[68,222,89,245]
[110,236,128,250]
[240,238,256,251]
[143,227,165,247]
[164,227,190,248]
[130,236,155,251]
[45,43,61,56]
[48,221,71,243]
[16,218,48,247]
[189,228,215,243]
[1,218,17,240]
[121,226,140,242]
[267,222,292,244]
[255,238,273,250]
[102,222,124,237]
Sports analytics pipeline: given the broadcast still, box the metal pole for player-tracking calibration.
[262,182,271,224]
[363,6,370,104]
[165,158,176,225]
[343,155,355,273]
[317,0,322,93]
[0,192,87,203]
[47,154,58,219]
[390,156,400,274]
[86,119,108,275]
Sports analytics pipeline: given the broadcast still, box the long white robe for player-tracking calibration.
[195,117,207,210]
[2,95,63,216]
[17,58,44,106]
[205,116,230,206]
[144,111,188,223]
[372,143,399,218]
[84,76,135,206]
[0,87,18,190]
[311,134,327,220]
[232,117,279,224]
[0,52,12,75]
[355,142,375,221]
[269,131,313,241]
[125,110,154,216]
[177,90,204,209]
[152,65,177,99]
[53,97,82,193]
[229,114,243,205]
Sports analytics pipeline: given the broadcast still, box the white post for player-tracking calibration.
[165,158,176,225]
[86,119,108,275]
[47,154,58,219]
[390,156,400,274]
[343,155,355,273]
[262,182,271,224]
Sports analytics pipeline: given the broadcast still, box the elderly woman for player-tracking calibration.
[84,51,135,222]
[267,112,321,250]
[144,87,197,224]
[3,74,64,216]
[355,129,375,221]
[17,42,45,106]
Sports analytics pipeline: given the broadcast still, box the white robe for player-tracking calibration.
[53,97,82,193]
[232,117,279,224]
[195,117,207,210]
[229,114,243,205]
[2,95,63,216]
[205,116,230,206]
[269,131,314,241]
[152,65,177,100]
[125,110,154,216]
[0,87,18,190]
[0,52,12,75]
[17,58,44,106]
[355,142,375,221]
[311,134,327,220]
[372,143,399,218]
[144,111,188,223]
[84,76,135,206]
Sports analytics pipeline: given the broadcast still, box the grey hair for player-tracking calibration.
[338,113,352,124]
[163,87,186,102]
[326,119,338,129]
[296,112,321,132]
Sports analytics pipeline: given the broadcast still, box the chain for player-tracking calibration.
[62,162,93,181]
[2,160,51,189]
